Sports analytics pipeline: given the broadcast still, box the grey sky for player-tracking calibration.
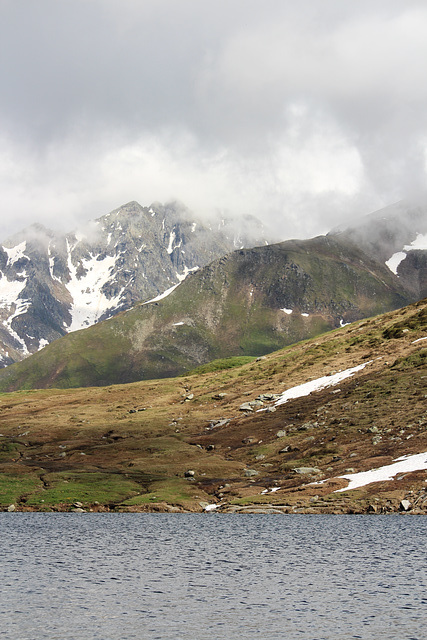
[1,0,427,241]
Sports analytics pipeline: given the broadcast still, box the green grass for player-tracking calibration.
[24,471,143,507]
[185,356,256,375]
[0,473,43,505]
[121,478,194,506]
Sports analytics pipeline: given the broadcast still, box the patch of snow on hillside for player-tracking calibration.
[385,251,406,275]
[301,313,309,317]
[281,308,293,315]
[38,338,49,350]
[191,223,197,232]
[173,322,185,326]
[4,241,28,266]
[176,266,199,282]
[275,361,372,406]
[66,248,122,332]
[167,230,176,254]
[412,336,427,344]
[385,232,427,274]
[143,283,181,304]
[335,452,427,492]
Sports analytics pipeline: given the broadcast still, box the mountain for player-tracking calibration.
[0,201,268,367]
[330,200,427,299]
[0,231,413,391]
[1,297,426,513]
[0,199,425,390]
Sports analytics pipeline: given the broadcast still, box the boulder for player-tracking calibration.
[244,469,259,477]
[400,499,412,511]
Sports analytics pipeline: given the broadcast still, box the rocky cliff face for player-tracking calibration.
[0,201,267,367]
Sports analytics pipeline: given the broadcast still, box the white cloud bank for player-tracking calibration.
[1,1,427,240]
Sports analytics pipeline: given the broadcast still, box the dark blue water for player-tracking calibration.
[0,514,425,640]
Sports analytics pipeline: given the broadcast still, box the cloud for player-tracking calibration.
[1,1,427,241]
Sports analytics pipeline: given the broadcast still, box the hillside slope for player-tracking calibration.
[0,298,426,513]
[0,234,412,391]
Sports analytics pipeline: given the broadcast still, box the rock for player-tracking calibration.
[212,393,227,400]
[368,426,379,433]
[276,430,287,438]
[266,407,277,413]
[242,436,256,444]
[255,454,266,461]
[292,466,322,475]
[73,501,83,508]
[400,499,412,511]
[244,469,259,477]
[71,508,85,513]
[184,469,195,477]
[7,504,16,512]
[239,402,255,412]
[208,419,230,430]
[257,393,281,402]
[184,393,194,402]
[279,446,290,453]
[206,444,215,451]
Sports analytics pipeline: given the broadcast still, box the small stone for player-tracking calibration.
[239,402,254,412]
[73,502,83,508]
[255,454,266,461]
[292,466,322,475]
[400,499,412,511]
[212,393,227,400]
[71,508,85,513]
[184,469,195,477]
[7,504,16,512]
[244,469,259,477]
[276,430,287,438]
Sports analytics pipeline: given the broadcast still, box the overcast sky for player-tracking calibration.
[1,0,427,241]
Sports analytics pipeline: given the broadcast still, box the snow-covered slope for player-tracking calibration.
[0,201,266,367]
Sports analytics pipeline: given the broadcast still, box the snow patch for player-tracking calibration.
[4,241,28,267]
[204,503,218,512]
[275,361,372,406]
[385,233,427,274]
[281,308,293,315]
[412,336,427,344]
[173,322,185,326]
[335,452,427,493]
[143,283,181,304]
[38,338,49,350]
[167,230,176,254]
[65,243,123,332]
[301,312,309,318]
[176,266,199,282]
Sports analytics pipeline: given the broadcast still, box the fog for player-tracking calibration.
[1,0,427,241]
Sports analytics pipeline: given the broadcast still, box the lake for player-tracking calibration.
[0,514,425,639]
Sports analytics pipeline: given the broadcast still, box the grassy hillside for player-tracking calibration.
[0,236,410,391]
[1,297,426,514]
